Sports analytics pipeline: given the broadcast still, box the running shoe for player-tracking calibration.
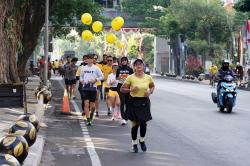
[95,112,99,117]
[86,121,92,126]
[131,144,138,153]
[139,141,147,152]
[121,119,127,125]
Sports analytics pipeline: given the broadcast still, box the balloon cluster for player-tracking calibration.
[81,13,103,41]
[81,13,125,49]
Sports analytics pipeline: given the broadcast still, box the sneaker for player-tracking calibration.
[107,111,112,116]
[95,112,99,117]
[111,117,115,121]
[86,121,92,126]
[139,141,147,152]
[131,144,138,153]
[121,119,127,125]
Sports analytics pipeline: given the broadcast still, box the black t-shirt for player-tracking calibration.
[116,65,133,85]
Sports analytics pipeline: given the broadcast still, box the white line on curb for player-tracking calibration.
[58,79,102,166]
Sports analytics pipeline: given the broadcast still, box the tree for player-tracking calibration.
[120,0,170,28]
[234,0,250,12]
[0,0,102,84]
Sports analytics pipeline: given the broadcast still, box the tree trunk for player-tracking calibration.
[18,0,57,77]
[0,0,20,84]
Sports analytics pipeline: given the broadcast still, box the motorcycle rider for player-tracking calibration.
[216,59,235,98]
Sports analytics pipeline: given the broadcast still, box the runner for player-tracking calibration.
[64,57,78,99]
[121,58,155,153]
[80,54,103,126]
[116,56,133,125]
[107,65,121,121]
[93,54,103,117]
[76,54,88,115]
[102,55,113,115]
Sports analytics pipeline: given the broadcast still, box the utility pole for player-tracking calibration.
[44,0,49,86]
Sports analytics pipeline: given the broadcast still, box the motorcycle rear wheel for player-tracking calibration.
[219,107,224,112]
[226,105,232,113]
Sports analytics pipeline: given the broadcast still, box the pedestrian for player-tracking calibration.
[121,58,155,153]
[99,54,108,100]
[236,62,243,86]
[107,65,121,121]
[80,54,103,126]
[54,59,60,75]
[76,54,88,116]
[102,55,113,115]
[93,54,103,117]
[116,56,133,125]
[243,62,248,84]
[64,57,78,99]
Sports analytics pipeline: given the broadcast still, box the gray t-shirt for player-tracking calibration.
[64,63,77,80]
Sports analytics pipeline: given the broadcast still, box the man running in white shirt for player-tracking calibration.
[80,54,104,126]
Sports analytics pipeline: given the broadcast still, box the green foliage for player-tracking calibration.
[142,35,154,67]
[50,0,103,37]
[128,45,138,59]
[234,0,250,12]
[120,0,170,28]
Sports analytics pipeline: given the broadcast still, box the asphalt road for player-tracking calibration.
[40,77,250,166]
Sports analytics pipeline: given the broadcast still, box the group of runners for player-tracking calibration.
[63,53,155,153]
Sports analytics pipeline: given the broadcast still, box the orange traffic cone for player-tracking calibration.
[61,89,71,115]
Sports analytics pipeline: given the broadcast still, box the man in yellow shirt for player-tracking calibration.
[102,55,113,115]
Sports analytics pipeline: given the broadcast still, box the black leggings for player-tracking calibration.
[131,121,147,141]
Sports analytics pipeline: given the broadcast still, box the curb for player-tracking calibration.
[152,74,250,91]
[23,136,45,166]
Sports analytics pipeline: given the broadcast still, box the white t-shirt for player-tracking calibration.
[80,64,104,87]
[107,73,118,88]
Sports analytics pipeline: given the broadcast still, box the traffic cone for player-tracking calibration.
[61,89,71,115]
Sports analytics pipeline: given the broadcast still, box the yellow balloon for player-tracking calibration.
[92,21,103,33]
[117,41,124,49]
[81,13,92,25]
[106,33,116,44]
[111,16,125,31]
[82,30,93,41]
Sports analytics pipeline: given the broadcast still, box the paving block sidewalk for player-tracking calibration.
[0,76,45,166]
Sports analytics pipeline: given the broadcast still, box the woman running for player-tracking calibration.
[121,58,155,153]
[107,65,121,121]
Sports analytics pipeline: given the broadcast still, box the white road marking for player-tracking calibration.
[58,80,102,166]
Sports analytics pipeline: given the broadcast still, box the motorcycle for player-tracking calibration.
[211,75,237,113]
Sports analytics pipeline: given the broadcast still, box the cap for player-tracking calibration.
[133,58,144,66]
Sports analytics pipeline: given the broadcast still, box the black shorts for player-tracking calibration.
[82,90,97,102]
[65,79,76,85]
[127,96,152,123]
[104,87,110,93]
[97,85,102,91]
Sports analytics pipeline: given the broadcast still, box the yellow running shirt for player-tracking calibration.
[102,65,112,88]
[124,74,153,97]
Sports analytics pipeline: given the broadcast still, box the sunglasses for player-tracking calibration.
[107,59,113,62]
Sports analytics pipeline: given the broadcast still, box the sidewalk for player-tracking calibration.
[152,73,250,91]
[0,76,45,166]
